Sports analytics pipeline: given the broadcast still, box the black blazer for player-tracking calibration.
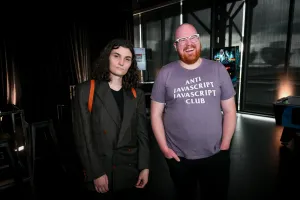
[73,80,150,191]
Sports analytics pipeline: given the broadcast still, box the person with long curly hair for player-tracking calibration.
[73,38,150,200]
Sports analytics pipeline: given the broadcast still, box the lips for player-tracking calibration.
[185,48,194,52]
[116,67,125,70]
[184,45,196,53]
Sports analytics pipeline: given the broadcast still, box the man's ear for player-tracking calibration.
[173,43,177,51]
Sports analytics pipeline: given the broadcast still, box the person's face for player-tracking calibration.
[109,46,132,77]
[174,26,201,64]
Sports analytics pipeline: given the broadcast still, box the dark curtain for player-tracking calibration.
[2,17,74,123]
[120,9,135,43]
[0,37,21,108]
[1,3,134,122]
[69,22,90,85]
[0,40,7,107]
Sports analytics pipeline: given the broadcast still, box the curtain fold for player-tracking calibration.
[0,39,20,107]
[69,22,90,84]
[120,10,134,43]
[0,41,6,107]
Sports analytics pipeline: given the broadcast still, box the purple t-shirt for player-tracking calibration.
[151,58,236,159]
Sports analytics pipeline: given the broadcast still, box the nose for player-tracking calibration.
[186,39,192,46]
[118,58,124,66]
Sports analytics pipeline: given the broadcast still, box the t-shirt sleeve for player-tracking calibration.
[218,63,236,100]
[151,68,167,103]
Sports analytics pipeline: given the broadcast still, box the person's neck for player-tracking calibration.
[179,57,202,70]
[109,74,123,91]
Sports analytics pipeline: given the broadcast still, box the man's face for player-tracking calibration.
[174,26,201,64]
[109,46,132,77]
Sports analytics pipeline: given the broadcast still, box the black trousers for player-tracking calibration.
[166,150,231,200]
[87,187,144,200]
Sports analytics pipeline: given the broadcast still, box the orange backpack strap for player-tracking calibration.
[131,87,137,98]
[88,79,95,113]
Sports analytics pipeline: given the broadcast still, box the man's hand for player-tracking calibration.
[220,142,230,150]
[94,174,109,193]
[136,169,149,188]
[220,97,236,151]
[163,148,180,162]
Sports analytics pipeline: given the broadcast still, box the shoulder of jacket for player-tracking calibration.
[75,80,94,97]
[76,80,91,88]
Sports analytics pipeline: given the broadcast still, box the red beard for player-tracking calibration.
[178,45,201,64]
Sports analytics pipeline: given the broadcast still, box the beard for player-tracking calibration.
[178,45,201,64]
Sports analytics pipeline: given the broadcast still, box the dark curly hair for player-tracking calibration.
[91,38,140,90]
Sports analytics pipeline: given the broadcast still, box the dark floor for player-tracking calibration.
[1,113,300,200]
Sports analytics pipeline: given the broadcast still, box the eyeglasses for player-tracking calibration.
[175,34,200,45]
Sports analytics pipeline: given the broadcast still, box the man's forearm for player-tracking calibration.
[221,111,236,150]
[151,116,168,153]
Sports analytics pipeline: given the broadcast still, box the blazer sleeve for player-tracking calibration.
[136,89,150,170]
[72,83,106,181]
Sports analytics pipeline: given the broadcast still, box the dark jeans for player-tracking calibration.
[87,187,144,200]
[166,150,231,200]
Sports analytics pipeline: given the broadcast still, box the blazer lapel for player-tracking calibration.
[94,81,121,128]
[117,89,136,145]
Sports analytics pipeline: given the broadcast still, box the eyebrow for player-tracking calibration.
[112,52,132,59]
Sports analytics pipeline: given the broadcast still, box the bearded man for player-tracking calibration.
[150,23,236,200]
